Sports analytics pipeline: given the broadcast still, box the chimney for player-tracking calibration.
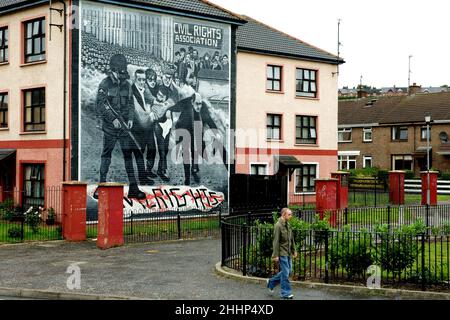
[409,82,421,95]
[357,85,368,98]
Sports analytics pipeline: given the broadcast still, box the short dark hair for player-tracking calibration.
[145,68,157,80]
[175,51,180,56]
[135,69,145,77]
[180,48,186,53]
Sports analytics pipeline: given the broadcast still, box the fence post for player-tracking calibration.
[221,217,225,267]
[387,205,391,231]
[421,233,426,291]
[374,179,377,206]
[20,218,24,242]
[242,223,247,276]
[425,204,430,236]
[130,212,134,236]
[324,229,329,284]
[177,213,181,240]
[344,207,348,225]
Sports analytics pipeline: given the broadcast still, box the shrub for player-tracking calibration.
[405,170,415,179]
[372,220,424,277]
[24,206,42,234]
[440,172,450,180]
[289,216,310,250]
[8,227,22,239]
[329,225,373,279]
[254,220,273,258]
[311,213,331,247]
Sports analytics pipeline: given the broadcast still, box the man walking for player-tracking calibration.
[267,208,297,299]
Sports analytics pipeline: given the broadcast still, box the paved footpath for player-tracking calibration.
[0,238,384,300]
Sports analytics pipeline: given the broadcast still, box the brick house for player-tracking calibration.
[338,92,450,176]
[235,15,344,204]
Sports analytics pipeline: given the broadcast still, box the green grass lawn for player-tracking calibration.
[0,221,62,243]
[348,193,450,207]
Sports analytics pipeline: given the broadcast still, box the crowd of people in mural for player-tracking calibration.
[81,32,230,85]
[81,32,229,200]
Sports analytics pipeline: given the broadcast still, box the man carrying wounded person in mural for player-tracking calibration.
[94,54,147,200]
[170,92,228,186]
[130,69,156,186]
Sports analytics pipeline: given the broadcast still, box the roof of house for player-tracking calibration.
[236,15,343,65]
[339,92,450,126]
[0,0,246,24]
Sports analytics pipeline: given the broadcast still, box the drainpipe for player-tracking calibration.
[50,0,68,182]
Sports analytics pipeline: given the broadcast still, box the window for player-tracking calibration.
[338,155,357,170]
[338,128,352,143]
[250,164,268,176]
[363,156,373,168]
[296,68,317,98]
[421,126,431,141]
[0,92,8,128]
[392,155,413,171]
[295,164,317,193]
[267,114,282,140]
[24,18,46,63]
[23,88,45,132]
[392,126,408,141]
[23,164,45,208]
[363,127,373,142]
[296,116,317,144]
[0,27,8,63]
[266,65,282,91]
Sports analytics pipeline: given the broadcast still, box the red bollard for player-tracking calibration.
[315,179,338,227]
[389,171,405,205]
[331,171,349,209]
[97,183,124,250]
[421,171,438,206]
[62,182,87,242]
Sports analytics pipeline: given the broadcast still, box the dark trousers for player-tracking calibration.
[133,126,156,178]
[154,124,170,173]
[100,132,137,186]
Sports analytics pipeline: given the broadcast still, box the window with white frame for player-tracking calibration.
[338,128,352,142]
[338,155,357,170]
[363,127,372,142]
[392,155,413,171]
[392,126,408,141]
[363,156,373,168]
[295,164,317,193]
[250,164,268,176]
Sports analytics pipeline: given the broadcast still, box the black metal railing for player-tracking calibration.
[0,187,64,243]
[86,206,225,244]
[221,213,450,292]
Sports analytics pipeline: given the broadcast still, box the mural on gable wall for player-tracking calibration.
[79,1,230,218]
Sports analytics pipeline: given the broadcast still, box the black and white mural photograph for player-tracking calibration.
[79,1,230,215]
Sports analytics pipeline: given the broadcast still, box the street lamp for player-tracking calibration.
[425,115,431,206]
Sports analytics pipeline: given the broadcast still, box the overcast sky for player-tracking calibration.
[209,0,450,89]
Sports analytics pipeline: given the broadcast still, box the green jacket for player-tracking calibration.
[272,218,296,258]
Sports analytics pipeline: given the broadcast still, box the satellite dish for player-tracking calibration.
[439,131,448,142]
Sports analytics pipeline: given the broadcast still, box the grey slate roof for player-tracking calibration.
[339,92,450,126]
[0,0,246,24]
[237,15,343,64]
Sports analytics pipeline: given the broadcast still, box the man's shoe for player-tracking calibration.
[158,172,170,183]
[128,186,146,200]
[147,170,157,178]
[281,294,294,300]
[192,171,200,183]
[266,279,274,294]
